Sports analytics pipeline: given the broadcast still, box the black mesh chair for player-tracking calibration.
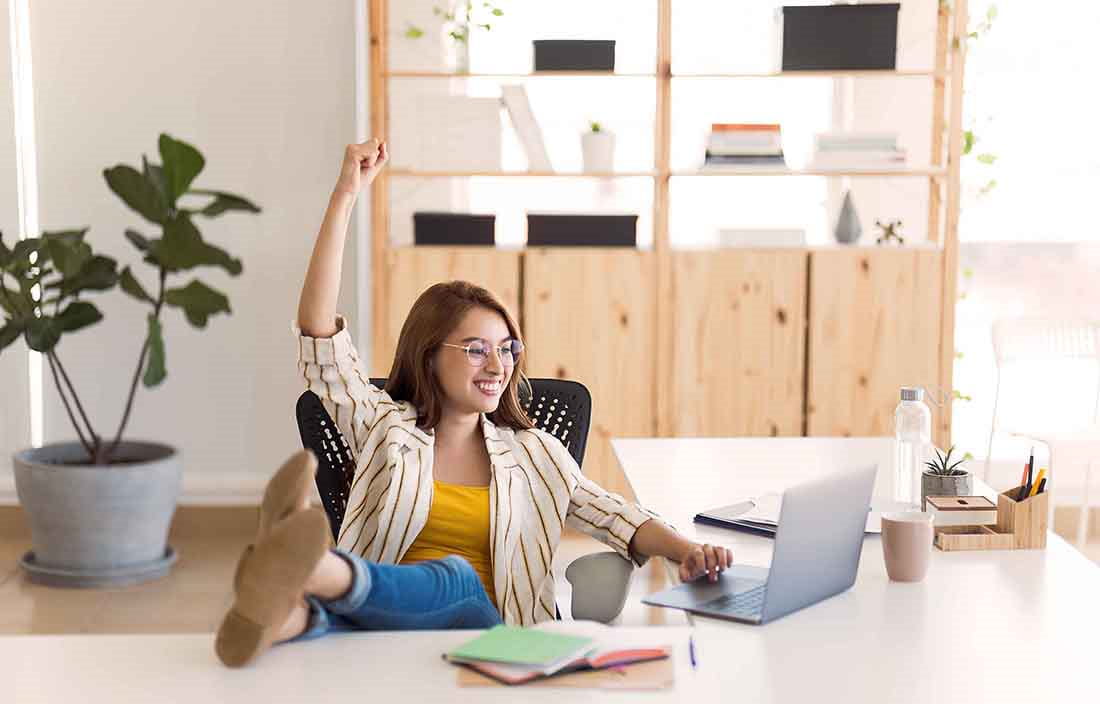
[295,377,634,623]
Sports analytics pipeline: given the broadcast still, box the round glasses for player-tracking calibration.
[441,339,524,368]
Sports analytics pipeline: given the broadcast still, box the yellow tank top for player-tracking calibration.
[399,479,496,606]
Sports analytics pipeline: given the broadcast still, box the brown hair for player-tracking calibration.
[384,281,534,431]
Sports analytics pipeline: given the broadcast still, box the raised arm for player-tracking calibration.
[297,139,388,338]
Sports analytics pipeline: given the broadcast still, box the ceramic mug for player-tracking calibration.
[881,511,934,582]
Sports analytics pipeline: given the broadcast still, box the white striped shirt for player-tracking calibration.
[294,317,661,625]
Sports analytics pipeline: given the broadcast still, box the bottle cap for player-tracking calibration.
[900,387,924,402]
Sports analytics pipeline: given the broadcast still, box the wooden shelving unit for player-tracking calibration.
[368,0,969,492]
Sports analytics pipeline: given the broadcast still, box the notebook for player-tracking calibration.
[695,494,896,535]
[445,622,672,686]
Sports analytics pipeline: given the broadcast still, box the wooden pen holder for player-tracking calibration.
[933,487,1048,551]
[995,485,1048,549]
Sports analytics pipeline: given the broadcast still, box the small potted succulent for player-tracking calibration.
[2,134,259,587]
[921,445,974,510]
[581,120,615,173]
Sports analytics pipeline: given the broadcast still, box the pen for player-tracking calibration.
[1028,469,1047,498]
[1017,462,1030,501]
[1019,448,1035,501]
[1036,477,1047,495]
[689,635,697,670]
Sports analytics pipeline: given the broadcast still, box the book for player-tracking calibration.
[711,123,781,132]
[500,85,553,172]
[445,622,672,686]
[703,153,787,166]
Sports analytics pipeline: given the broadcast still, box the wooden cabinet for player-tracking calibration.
[664,250,808,438]
[806,248,943,436]
[521,249,656,498]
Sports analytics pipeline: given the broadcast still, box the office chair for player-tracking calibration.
[295,377,633,623]
[985,318,1100,546]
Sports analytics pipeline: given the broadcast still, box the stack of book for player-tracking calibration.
[703,123,786,169]
[809,133,907,170]
[444,624,671,686]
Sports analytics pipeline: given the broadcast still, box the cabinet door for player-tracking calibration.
[807,248,942,436]
[665,250,807,437]
[377,247,521,376]
[522,249,656,499]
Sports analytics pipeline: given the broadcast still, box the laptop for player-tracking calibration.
[642,465,876,625]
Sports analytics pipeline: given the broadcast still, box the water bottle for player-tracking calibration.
[894,387,932,507]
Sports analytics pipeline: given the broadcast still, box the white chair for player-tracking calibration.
[984,318,1100,547]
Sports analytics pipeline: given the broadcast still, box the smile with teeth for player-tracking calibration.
[474,379,502,395]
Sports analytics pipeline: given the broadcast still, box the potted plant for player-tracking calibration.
[581,120,615,173]
[1,134,260,587]
[921,445,974,510]
[405,1,505,74]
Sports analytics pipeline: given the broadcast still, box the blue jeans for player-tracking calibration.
[290,549,502,641]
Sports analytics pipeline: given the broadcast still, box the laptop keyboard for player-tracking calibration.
[700,583,767,617]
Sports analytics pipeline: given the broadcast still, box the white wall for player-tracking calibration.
[2,0,361,501]
[0,2,31,473]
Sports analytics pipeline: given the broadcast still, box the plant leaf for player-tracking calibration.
[143,314,167,387]
[119,266,155,304]
[24,316,61,352]
[962,130,975,155]
[0,319,22,351]
[125,228,151,252]
[47,255,118,297]
[104,165,170,224]
[164,279,231,328]
[159,134,205,204]
[405,25,424,38]
[153,215,242,275]
[43,232,92,278]
[0,231,11,268]
[976,153,997,165]
[142,155,169,208]
[57,301,102,332]
[189,189,261,217]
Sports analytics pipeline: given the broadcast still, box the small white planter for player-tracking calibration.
[581,130,615,173]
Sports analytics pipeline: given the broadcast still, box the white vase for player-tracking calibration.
[447,32,470,73]
[581,130,615,173]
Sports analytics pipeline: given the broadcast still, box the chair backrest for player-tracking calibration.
[296,377,593,542]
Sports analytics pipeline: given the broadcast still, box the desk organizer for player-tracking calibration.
[934,486,1048,551]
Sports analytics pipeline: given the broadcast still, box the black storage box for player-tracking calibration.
[781,4,899,71]
[413,212,495,246]
[526,213,637,247]
[533,40,616,72]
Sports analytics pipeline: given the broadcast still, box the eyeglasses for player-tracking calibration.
[441,339,524,368]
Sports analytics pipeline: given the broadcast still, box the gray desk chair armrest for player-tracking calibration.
[564,551,634,623]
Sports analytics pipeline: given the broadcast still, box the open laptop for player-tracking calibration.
[642,465,876,625]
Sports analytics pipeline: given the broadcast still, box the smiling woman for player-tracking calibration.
[214,138,734,669]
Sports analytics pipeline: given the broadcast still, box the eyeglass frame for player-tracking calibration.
[440,339,524,368]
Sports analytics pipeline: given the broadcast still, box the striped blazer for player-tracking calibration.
[294,317,661,626]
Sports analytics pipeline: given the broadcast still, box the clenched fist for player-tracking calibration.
[334,138,388,195]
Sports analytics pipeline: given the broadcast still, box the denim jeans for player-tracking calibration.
[290,549,502,641]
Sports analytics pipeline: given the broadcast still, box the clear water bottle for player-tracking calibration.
[894,387,932,507]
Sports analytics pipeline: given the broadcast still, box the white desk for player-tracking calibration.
[614,436,1099,703]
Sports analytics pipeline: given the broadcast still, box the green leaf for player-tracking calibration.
[104,165,170,224]
[57,301,102,332]
[962,130,975,155]
[24,316,61,352]
[491,7,503,15]
[44,233,92,278]
[48,255,118,297]
[119,266,155,304]
[143,314,167,387]
[0,319,22,351]
[164,279,231,328]
[405,25,425,38]
[189,189,261,217]
[159,134,205,204]
[976,153,997,165]
[125,228,151,252]
[153,215,243,275]
[979,179,998,196]
[142,155,169,207]
[0,231,11,268]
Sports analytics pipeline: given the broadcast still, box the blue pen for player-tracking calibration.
[689,635,697,669]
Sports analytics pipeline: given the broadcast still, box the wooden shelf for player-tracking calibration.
[675,167,947,178]
[388,169,656,178]
[672,69,944,79]
[386,71,655,78]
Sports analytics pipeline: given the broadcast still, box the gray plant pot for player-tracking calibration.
[13,441,181,587]
[921,470,973,511]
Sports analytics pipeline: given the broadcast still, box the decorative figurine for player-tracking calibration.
[875,219,905,246]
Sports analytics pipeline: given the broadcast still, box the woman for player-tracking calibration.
[215,138,733,668]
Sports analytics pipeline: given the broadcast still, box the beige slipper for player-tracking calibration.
[215,508,331,668]
[233,450,318,592]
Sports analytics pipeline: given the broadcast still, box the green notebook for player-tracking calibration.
[445,625,594,667]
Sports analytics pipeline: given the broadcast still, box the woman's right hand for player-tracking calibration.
[334,138,388,196]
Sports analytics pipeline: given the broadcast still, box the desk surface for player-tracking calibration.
[614,436,1099,703]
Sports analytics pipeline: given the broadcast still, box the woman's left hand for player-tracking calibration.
[677,542,734,583]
